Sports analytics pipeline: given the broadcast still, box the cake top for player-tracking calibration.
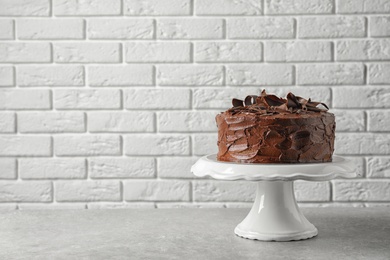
[228,90,329,116]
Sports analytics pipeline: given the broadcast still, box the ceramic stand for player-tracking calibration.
[191,155,357,242]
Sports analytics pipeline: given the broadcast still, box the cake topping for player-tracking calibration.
[231,90,329,114]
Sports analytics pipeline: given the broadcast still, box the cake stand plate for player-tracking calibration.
[191,155,357,242]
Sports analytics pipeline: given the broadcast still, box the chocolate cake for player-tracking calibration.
[216,90,335,163]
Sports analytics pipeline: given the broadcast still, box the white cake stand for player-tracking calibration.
[191,154,357,242]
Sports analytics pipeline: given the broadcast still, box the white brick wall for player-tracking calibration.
[0,0,389,209]
[228,17,294,39]
[17,19,84,39]
[0,42,51,62]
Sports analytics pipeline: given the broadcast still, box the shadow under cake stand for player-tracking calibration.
[191,155,357,242]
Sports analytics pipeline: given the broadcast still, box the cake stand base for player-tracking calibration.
[234,181,317,241]
[191,154,357,242]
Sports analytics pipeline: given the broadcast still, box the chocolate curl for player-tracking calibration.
[259,89,286,108]
[232,98,244,107]
[291,94,329,112]
[296,96,309,111]
[264,94,285,107]
[286,92,302,110]
[305,98,329,112]
[307,99,329,109]
[244,95,258,106]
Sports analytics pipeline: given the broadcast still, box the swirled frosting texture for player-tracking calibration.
[216,91,335,163]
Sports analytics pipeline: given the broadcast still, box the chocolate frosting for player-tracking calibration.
[216,90,335,164]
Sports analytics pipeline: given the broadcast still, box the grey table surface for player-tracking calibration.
[0,208,389,260]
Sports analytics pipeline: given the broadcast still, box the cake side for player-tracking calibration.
[216,90,335,164]
[216,112,335,163]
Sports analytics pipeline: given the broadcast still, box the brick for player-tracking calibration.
[124,134,190,155]
[89,158,155,179]
[0,66,14,86]
[54,89,120,110]
[157,157,198,179]
[18,19,84,40]
[0,159,16,179]
[157,18,224,39]
[18,112,85,133]
[344,157,365,178]
[195,42,262,62]
[337,0,390,14]
[364,203,390,207]
[265,41,331,62]
[54,43,121,63]
[333,87,390,108]
[124,0,191,15]
[0,136,51,156]
[299,16,365,38]
[332,110,365,132]
[335,133,390,155]
[0,0,50,16]
[0,42,51,63]
[88,202,155,209]
[124,88,190,109]
[17,66,84,86]
[88,65,154,86]
[368,64,390,84]
[196,0,262,15]
[54,135,121,156]
[0,204,17,210]
[158,65,223,86]
[194,181,255,202]
[0,19,13,39]
[265,0,333,14]
[88,111,154,132]
[55,181,120,202]
[0,181,52,202]
[158,111,216,132]
[336,39,390,61]
[295,181,330,202]
[19,158,86,179]
[157,203,225,208]
[125,42,191,63]
[88,19,154,39]
[297,202,366,208]
[333,180,390,201]
[370,16,390,37]
[368,110,390,132]
[54,0,121,16]
[228,17,294,39]
[124,180,190,201]
[19,203,86,210]
[225,203,252,208]
[193,87,332,109]
[193,134,218,156]
[226,65,293,85]
[0,112,15,133]
[297,64,364,85]
[367,157,390,178]
[0,89,51,110]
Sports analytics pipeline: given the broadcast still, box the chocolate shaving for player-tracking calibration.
[244,95,258,106]
[228,89,329,114]
[232,98,244,107]
[286,92,301,110]
[264,95,285,107]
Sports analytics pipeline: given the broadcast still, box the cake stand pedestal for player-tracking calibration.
[191,155,357,242]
